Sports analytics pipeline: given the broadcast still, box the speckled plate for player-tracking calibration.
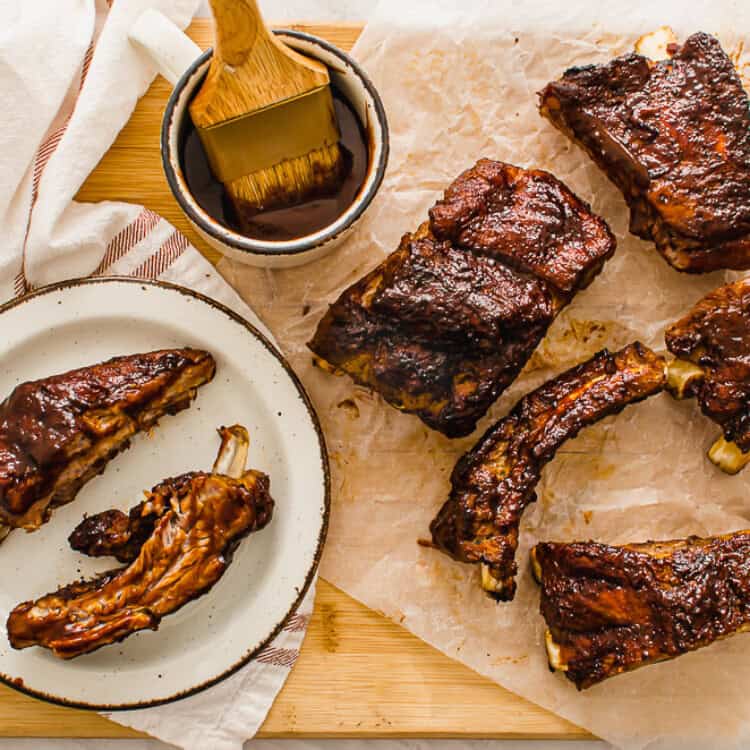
[0,277,329,710]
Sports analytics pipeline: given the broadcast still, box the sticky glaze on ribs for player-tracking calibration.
[539,31,750,272]
[430,343,666,600]
[7,426,273,659]
[0,349,215,538]
[68,424,259,564]
[309,159,615,437]
[532,531,750,689]
[666,277,750,474]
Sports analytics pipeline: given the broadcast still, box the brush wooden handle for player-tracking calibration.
[190,0,331,128]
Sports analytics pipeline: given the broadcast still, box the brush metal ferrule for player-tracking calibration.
[195,85,340,184]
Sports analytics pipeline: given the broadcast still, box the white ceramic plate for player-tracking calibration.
[0,278,329,710]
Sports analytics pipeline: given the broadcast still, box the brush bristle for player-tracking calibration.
[227,142,347,230]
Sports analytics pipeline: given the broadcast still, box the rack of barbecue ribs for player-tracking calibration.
[539,30,750,273]
[665,277,750,474]
[308,159,616,437]
[532,530,750,689]
[7,425,273,659]
[429,343,666,600]
[0,349,215,540]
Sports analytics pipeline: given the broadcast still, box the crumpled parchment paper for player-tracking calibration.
[219,1,750,746]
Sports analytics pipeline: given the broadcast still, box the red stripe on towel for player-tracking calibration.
[129,230,189,279]
[94,208,161,274]
[255,647,300,668]
[283,614,311,633]
[32,118,72,197]
[80,41,95,89]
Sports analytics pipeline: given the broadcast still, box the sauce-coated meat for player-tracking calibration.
[666,277,750,473]
[7,426,273,659]
[540,32,750,272]
[533,532,750,689]
[68,488,180,564]
[0,349,215,536]
[309,160,615,437]
[430,343,666,600]
[429,159,614,292]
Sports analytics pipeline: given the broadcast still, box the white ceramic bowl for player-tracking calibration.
[158,29,389,268]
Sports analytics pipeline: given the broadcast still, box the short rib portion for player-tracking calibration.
[540,32,750,272]
[533,532,750,689]
[430,343,666,600]
[666,278,750,473]
[8,426,273,659]
[0,349,215,535]
[68,425,264,564]
[309,159,615,437]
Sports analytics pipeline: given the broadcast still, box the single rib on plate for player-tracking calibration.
[309,159,615,437]
[539,30,750,273]
[665,277,750,474]
[0,349,215,539]
[7,425,273,659]
[532,531,750,689]
[68,424,255,563]
[429,343,666,600]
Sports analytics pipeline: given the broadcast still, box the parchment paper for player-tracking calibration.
[219,1,750,746]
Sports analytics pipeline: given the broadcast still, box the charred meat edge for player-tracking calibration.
[532,531,750,689]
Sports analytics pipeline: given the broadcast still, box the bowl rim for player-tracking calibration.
[161,29,389,257]
[0,276,331,711]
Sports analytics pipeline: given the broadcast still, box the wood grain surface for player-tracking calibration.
[0,19,590,740]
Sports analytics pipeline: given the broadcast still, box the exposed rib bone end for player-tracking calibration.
[536,555,569,675]
[635,26,678,60]
[708,436,750,475]
[666,359,705,399]
[480,563,515,601]
[213,425,250,478]
[530,546,542,584]
[311,356,341,375]
[545,629,568,672]
[481,563,502,592]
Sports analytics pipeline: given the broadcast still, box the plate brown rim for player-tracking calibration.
[0,275,330,711]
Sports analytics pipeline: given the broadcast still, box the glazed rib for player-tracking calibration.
[533,531,750,689]
[539,31,750,272]
[666,277,750,473]
[430,343,666,600]
[309,159,615,437]
[7,426,273,659]
[68,424,256,563]
[0,349,215,537]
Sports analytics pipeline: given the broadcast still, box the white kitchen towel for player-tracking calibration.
[0,2,315,749]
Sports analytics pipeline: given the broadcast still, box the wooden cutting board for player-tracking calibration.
[0,20,591,740]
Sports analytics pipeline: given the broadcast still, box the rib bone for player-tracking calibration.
[665,358,705,399]
[213,425,250,477]
[708,437,750,475]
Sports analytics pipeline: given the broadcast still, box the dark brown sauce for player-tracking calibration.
[179,87,369,241]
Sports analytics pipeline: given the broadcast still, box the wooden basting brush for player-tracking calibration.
[189,0,346,231]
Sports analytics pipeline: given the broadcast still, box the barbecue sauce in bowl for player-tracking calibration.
[179,87,369,242]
